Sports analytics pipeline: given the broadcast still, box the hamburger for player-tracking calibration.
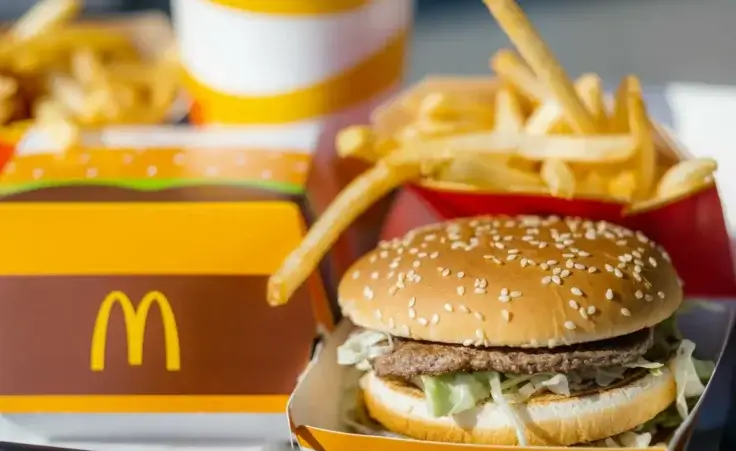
[336,215,713,447]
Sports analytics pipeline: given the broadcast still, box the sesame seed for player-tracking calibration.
[474,312,485,321]
[521,259,529,267]
[540,263,550,270]
[363,287,374,300]
[508,249,519,254]
[553,268,562,275]
[588,266,598,274]
[556,243,566,249]
[633,272,642,282]
[616,240,627,246]
[587,306,597,315]
[474,288,487,295]
[620,308,631,317]
[374,310,382,320]
[431,314,440,325]
[501,288,509,296]
[547,260,558,266]
[389,261,399,269]
[564,321,576,330]
[463,339,474,346]
[388,286,399,295]
[566,260,574,269]
[510,291,522,298]
[649,257,658,267]
[371,272,379,280]
[635,290,644,299]
[430,252,439,259]
[494,242,505,249]
[498,295,510,303]
[645,294,653,302]
[507,254,518,261]
[457,271,465,278]
[352,271,360,279]
[563,239,574,245]
[578,251,590,257]
[562,253,575,259]
[459,304,470,313]
[408,308,416,319]
[552,276,562,285]
[579,308,589,320]
[618,262,627,269]
[501,310,511,322]
[571,287,584,296]
[605,264,614,272]
[476,329,485,339]
[442,268,451,277]
[444,303,453,312]
[408,297,416,307]
[417,317,428,326]
[457,286,465,296]
[561,269,571,278]
[614,268,624,278]
[658,291,665,299]
[606,289,614,300]
[539,242,548,248]
[569,300,579,309]
[574,263,586,270]
[412,261,421,268]
[542,276,552,285]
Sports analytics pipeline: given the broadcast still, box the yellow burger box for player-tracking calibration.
[0,124,331,447]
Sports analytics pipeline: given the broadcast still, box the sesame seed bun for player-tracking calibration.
[339,216,682,347]
[360,366,676,446]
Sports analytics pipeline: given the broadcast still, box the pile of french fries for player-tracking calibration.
[267,0,718,306]
[0,0,180,148]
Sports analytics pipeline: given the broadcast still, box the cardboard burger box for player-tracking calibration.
[0,124,332,446]
[285,77,736,451]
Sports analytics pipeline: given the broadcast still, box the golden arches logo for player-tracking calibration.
[90,291,181,372]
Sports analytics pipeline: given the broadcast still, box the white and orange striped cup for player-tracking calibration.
[172,0,414,127]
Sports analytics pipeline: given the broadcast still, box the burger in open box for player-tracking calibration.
[335,215,714,447]
[267,0,727,448]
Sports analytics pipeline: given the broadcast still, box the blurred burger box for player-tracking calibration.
[0,123,330,446]
[286,78,736,451]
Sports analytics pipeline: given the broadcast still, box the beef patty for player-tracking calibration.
[373,328,654,378]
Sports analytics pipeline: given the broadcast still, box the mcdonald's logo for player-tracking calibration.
[90,291,181,372]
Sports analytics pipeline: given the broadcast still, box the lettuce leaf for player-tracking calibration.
[337,330,392,370]
[672,339,706,419]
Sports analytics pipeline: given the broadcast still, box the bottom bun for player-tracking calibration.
[361,368,676,446]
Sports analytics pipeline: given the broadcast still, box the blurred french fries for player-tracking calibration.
[0,0,180,150]
[266,0,720,306]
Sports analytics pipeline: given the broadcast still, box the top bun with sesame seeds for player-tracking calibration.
[338,215,683,348]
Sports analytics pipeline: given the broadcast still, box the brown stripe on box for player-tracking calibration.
[0,275,315,396]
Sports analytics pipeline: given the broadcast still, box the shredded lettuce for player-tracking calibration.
[590,430,653,448]
[488,371,528,446]
[337,330,392,370]
[672,339,707,419]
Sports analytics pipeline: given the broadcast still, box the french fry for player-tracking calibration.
[336,126,379,161]
[655,158,718,199]
[267,157,436,306]
[541,159,575,198]
[627,78,656,200]
[608,170,637,201]
[610,75,637,133]
[436,157,542,190]
[576,73,607,126]
[71,48,108,88]
[525,74,606,134]
[483,0,598,134]
[493,87,525,132]
[490,50,547,103]
[8,0,80,43]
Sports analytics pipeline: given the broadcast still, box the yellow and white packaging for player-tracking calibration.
[173,0,413,127]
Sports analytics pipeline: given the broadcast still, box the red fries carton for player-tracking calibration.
[0,124,332,445]
[286,78,736,451]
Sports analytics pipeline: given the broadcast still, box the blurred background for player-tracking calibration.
[3,0,734,86]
